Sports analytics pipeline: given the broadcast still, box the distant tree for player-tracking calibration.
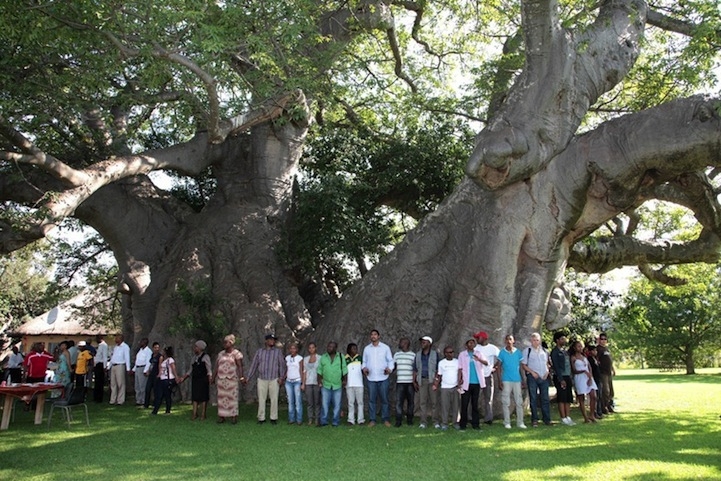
[615,264,721,374]
[0,241,70,332]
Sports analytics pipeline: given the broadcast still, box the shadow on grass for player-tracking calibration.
[1,402,720,480]
[617,372,721,384]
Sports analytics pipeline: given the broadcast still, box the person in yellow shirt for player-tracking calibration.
[75,341,94,390]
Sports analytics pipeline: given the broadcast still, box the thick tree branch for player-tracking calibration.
[637,264,686,286]
[386,27,418,93]
[104,31,224,144]
[467,0,646,189]
[647,8,720,43]
[555,95,721,274]
[221,90,309,138]
[650,173,721,236]
[569,233,721,274]
[0,115,90,186]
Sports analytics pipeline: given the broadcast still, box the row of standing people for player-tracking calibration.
[247,329,500,429]
[114,335,245,421]
[33,328,613,428]
[271,329,615,430]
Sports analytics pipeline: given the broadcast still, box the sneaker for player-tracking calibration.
[419,423,427,429]
[504,423,512,429]
[368,421,376,427]
[384,421,392,427]
[518,424,527,429]
[434,423,441,429]
[441,424,449,431]
[566,417,576,426]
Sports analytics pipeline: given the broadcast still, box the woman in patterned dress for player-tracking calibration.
[53,341,72,387]
[212,334,244,424]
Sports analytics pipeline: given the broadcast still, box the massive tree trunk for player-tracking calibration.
[315,95,721,349]
[73,120,313,366]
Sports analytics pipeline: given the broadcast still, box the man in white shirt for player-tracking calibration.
[132,338,152,406]
[361,329,394,427]
[474,331,500,425]
[93,335,109,403]
[6,346,24,383]
[433,346,460,431]
[521,332,552,427]
[108,334,131,405]
[345,343,365,425]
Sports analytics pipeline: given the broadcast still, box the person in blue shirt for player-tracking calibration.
[496,334,527,429]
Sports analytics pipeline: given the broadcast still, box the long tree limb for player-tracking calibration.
[569,233,721,274]
[467,0,646,189]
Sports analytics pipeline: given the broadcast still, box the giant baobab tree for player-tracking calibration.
[1,0,719,354]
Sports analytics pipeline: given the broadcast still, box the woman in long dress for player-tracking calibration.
[53,341,72,387]
[570,340,598,424]
[212,334,244,424]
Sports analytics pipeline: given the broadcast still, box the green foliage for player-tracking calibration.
[634,202,700,241]
[168,167,217,213]
[592,0,720,119]
[615,263,721,373]
[171,279,228,342]
[284,115,471,284]
[564,271,619,340]
[0,241,71,330]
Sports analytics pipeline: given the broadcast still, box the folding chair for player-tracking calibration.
[47,385,90,428]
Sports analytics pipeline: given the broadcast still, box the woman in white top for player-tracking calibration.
[152,346,178,415]
[303,342,320,425]
[570,340,597,424]
[284,343,304,425]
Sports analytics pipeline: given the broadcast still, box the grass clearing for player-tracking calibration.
[1,369,720,480]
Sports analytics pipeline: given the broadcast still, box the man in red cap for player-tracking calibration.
[473,331,500,425]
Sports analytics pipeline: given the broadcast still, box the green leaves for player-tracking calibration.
[615,263,721,372]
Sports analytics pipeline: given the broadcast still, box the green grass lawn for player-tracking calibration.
[1,369,720,480]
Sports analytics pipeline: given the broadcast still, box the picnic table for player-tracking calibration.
[0,382,65,430]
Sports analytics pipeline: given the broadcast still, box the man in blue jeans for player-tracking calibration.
[317,342,347,427]
[362,329,394,427]
[521,332,552,427]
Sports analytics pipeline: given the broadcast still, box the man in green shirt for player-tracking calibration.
[317,342,347,426]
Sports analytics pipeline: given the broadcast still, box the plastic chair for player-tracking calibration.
[47,385,89,428]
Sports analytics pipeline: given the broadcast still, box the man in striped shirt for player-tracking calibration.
[393,337,416,427]
[245,334,286,424]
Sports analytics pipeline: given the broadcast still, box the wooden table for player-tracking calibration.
[0,383,64,430]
